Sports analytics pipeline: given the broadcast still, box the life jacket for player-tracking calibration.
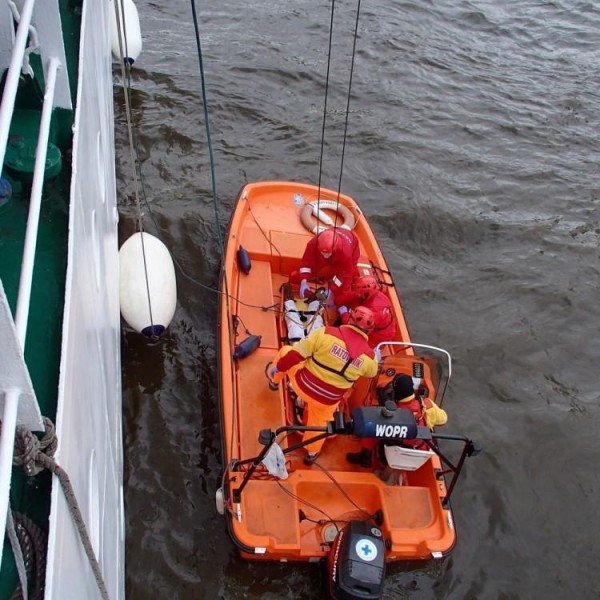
[309,325,374,383]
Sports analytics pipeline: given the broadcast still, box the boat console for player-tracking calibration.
[350,404,424,441]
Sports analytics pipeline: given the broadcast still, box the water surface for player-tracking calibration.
[116,1,600,598]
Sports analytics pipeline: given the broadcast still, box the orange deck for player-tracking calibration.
[218,181,455,563]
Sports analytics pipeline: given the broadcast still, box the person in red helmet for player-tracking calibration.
[289,227,360,305]
[338,275,396,347]
[346,305,376,332]
[267,305,378,465]
[346,373,448,468]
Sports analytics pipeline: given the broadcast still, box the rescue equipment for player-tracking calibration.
[233,334,261,360]
[218,181,479,600]
[300,199,356,235]
[237,245,252,275]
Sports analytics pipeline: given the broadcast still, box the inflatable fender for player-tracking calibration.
[109,0,142,64]
[119,232,177,337]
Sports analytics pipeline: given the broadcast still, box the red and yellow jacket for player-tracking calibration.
[276,325,378,405]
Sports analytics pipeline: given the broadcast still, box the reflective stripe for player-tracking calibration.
[297,370,343,402]
[332,275,342,287]
[299,267,312,274]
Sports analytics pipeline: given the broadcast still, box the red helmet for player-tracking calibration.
[351,276,379,302]
[348,306,375,333]
[316,228,341,257]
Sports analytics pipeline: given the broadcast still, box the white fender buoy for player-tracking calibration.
[119,232,177,337]
[109,0,142,64]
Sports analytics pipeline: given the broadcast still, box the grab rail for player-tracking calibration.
[375,340,452,406]
[0,0,36,170]
[0,0,61,568]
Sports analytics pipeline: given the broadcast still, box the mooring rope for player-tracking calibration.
[112,0,157,337]
[7,511,47,600]
[13,418,110,600]
[6,509,28,600]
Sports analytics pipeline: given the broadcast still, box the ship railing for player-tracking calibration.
[0,0,63,568]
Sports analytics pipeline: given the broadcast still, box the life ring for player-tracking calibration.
[300,200,356,235]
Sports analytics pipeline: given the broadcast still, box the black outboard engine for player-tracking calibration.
[327,520,386,600]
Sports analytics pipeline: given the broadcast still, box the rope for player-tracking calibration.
[316,0,337,203]
[316,0,363,237]
[8,512,47,600]
[13,419,110,600]
[190,0,222,254]
[106,0,282,325]
[189,0,242,470]
[6,510,28,600]
[335,0,362,201]
[112,0,157,336]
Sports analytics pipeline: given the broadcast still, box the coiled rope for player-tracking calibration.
[7,510,46,600]
[11,418,110,600]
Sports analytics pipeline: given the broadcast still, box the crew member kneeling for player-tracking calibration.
[338,275,396,347]
[289,227,360,306]
[269,306,379,465]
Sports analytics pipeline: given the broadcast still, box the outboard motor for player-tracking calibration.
[327,520,386,600]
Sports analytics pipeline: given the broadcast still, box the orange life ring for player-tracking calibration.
[300,200,356,235]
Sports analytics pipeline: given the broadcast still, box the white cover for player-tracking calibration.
[261,443,288,480]
[384,445,434,471]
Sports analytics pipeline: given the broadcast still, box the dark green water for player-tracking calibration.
[116,1,600,598]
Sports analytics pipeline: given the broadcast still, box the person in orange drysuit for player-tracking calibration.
[337,275,396,347]
[289,227,360,306]
[268,306,379,465]
[346,373,448,468]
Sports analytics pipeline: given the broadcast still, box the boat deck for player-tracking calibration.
[220,181,455,562]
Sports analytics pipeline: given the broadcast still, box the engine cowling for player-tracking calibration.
[327,520,386,600]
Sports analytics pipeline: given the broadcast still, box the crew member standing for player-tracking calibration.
[268,306,379,464]
[289,227,360,305]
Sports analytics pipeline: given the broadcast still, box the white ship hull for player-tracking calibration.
[0,1,124,598]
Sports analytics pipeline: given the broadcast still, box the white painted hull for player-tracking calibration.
[46,1,124,598]
[0,0,124,598]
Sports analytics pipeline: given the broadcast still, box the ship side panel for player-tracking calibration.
[45,0,124,599]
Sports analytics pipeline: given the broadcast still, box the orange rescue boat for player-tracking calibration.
[217,180,479,600]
